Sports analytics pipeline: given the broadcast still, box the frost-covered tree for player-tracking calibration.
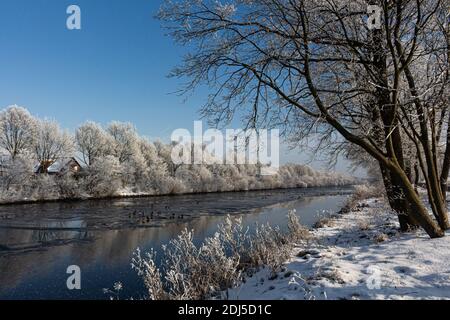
[0,106,354,201]
[158,0,449,238]
[138,138,169,189]
[0,105,37,160]
[83,155,122,196]
[154,140,181,176]
[76,121,112,165]
[107,121,139,163]
[34,119,74,173]
[0,156,34,191]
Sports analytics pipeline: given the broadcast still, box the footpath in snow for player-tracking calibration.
[229,198,450,300]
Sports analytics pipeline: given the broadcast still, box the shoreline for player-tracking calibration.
[228,196,450,300]
[0,184,357,206]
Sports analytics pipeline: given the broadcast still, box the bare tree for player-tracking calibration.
[107,121,139,163]
[76,121,112,165]
[0,105,36,160]
[34,119,74,173]
[158,0,449,238]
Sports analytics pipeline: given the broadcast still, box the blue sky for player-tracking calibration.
[0,0,196,138]
[0,0,358,174]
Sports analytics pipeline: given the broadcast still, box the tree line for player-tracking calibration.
[0,105,353,203]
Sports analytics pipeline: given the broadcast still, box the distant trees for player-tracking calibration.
[84,155,122,196]
[138,138,169,190]
[34,119,74,173]
[0,105,354,203]
[158,0,449,238]
[0,105,36,160]
[107,122,139,163]
[75,121,111,165]
[2,19,361,200]
[154,140,180,176]
[0,156,34,191]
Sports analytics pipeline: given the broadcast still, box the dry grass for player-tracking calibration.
[287,209,313,242]
[313,217,335,229]
[131,210,310,300]
[373,233,389,243]
[358,221,371,231]
[318,269,345,284]
[340,184,384,214]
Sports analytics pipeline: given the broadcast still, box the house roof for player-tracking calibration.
[47,159,69,173]
[34,157,83,173]
[0,155,84,173]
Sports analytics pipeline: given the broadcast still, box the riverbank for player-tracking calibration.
[0,183,357,206]
[228,197,450,300]
[0,158,358,206]
[0,188,350,299]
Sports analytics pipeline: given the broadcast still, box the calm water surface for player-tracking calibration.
[0,186,353,299]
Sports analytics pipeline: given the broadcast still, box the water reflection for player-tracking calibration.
[0,187,352,299]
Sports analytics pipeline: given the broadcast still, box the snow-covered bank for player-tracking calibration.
[0,106,357,205]
[229,198,450,300]
[0,162,356,205]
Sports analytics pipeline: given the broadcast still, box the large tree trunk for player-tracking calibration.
[421,133,450,230]
[440,21,450,200]
[368,23,424,233]
[389,164,444,238]
[414,162,420,192]
[379,163,419,231]
[440,113,450,199]
[396,57,450,230]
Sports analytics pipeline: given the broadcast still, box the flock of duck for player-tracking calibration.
[128,204,185,225]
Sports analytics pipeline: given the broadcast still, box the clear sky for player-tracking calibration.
[0,0,359,175]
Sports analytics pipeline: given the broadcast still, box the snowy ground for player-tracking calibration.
[229,198,450,300]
